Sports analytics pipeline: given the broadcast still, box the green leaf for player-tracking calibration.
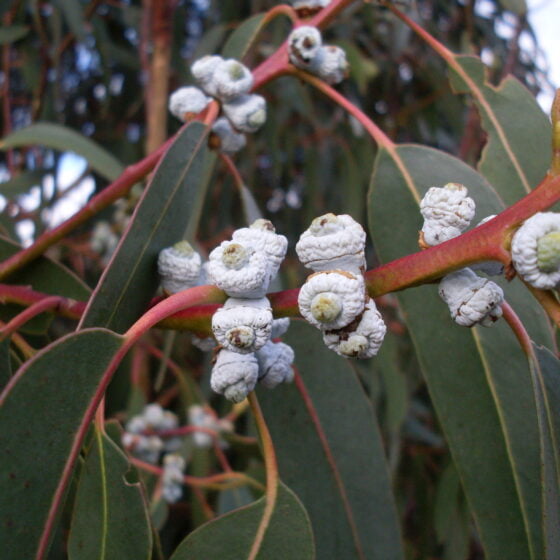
[68,427,152,560]
[221,13,266,60]
[0,123,124,182]
[0,338,11,390]
[447,55,550,204]
[258,321,405,560]
[170,481,314,560]
[79,122,213,333]
[0,169,51,198]
[0,25,29,44]
[54,0,86,41]
[0,329,125,559]
[368,144,555,560]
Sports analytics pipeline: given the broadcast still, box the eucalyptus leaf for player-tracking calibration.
[0,25,29,44]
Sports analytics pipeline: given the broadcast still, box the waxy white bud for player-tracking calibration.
[296,213,366,274]
[191,55,223,97]
[310,45,349,85]
[188,405,215,448]
[211,117,247,154]
[323,298,386,358]
[168,86,211,121]
[158,241,202,295]
[211,349,259,402]
[212,297,273,353]
[162,453,186,503]
[439,268,504,327]
[298,270,366,330]
[223,94,267,133]
[291,0,331,13]
[288,26,322,68]
[420,183,476,246]
[232,219,288,274]
[213,59,254,102]
[271,317,290,338]
[511,212,560,289]
[207,240,271,298]
[256,341,295,389]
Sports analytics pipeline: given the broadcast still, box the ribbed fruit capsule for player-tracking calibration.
[256,341,295,388]
[211,349,259,403]
[158,241,202,295]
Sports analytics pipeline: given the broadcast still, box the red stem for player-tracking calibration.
[0,296,63,340]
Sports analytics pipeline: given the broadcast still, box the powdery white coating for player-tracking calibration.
[292,0,331,10]
[296,213,366,274]
[207,240,271,298]
[191,55,223,97]
[168,86,211,121]
[288,26,323,67]
[223,94,267,133]
[471,215,504,276]
[420,183,476,246]
[256,341,295,389]
[438,268,504,327]
[310,45,349,85]
[323,298,387,358]
[211,349,259,403]
[188,405,215,448]
[511,212,560,289]
[213,59,254,102]
[271,317,290,338]
[232,219,288,273]
[212,296,273,353]
[158,241,202,294]
[211,117,247,154]
[298,270,366,330]
[162,453,186,503]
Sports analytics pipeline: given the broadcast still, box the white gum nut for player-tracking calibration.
[420,183,476,246]
[211,349,259,403]
[168,86,211,121]
[162,453,186,503]
[256,341,295,389]
[471,215,504,276]
[323,298,387,359]
[309,45,349,85]
[188,405,215,448]
[439,268,504,327]
[211,117,247,154]
[232,219,288,273]
[295,213,366,274]
[223,94,267,133]
[298,270,366,330]
[511,212,560,289]
[191,55,223,97]
[213,59,254,102]
[207,240,271,298]
[212,296,273,353]
[158,241,202,295]
[293,0,331,7]
[288,26,322,68]
[271,317,290,338]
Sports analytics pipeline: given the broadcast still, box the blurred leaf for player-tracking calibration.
[497,0,527,15]
[369,144,555,560]
[0,329,125,559]
[239,184,263,225]
[191,23,229,63]
[0,338,11,390]
[448,55,550,204]
[170,481,314,559]
[54,0,86,41]
[0,25,29,44]
[0,123,124,182]
[222,13,266,60]
[0,169,51,198]
[68,427,152,560]
[217,486,255,516]
[80,122,212,333]
[258,321,405,560]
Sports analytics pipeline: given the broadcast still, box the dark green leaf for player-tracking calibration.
[0,123,124,182]
[0,25,29,44]
[54,0,86,41]
[0,338,11,390]
[170,481,314,560]
[258,321,405,560]
[68,427,152,560]
[0,329,125,559]
[368,144,555,560]
[221,13,266,60]
[448,55,550,204]
[80,122,212,333]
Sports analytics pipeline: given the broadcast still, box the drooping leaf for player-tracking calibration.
[0,329,125,560]
[0,25,29,44]
[68,427,152,560]
[258,321,405,560]
[0,123,124,182]
[368,144,555,560]
[447,55,550,204]
[79,122,213,333]
[170,481,314,560]
[222,13,266,60]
